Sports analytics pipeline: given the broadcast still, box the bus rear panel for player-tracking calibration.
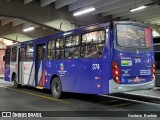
[109,21,155,94]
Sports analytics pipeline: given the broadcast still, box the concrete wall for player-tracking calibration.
[0,0,108,31]
[0,23,57,41]
[0,0,109,41]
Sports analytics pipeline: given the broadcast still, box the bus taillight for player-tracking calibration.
[112,62,120,84]
[152,64,155,80]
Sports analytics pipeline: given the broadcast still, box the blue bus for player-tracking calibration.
[3,21,155,98]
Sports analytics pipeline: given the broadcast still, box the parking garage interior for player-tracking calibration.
[1,0,160,119]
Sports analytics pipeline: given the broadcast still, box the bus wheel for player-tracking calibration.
[51,78,63,99]
[13,75,21,88]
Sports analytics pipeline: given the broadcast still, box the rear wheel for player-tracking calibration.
[51,77,63,99]
[13,74,21,88]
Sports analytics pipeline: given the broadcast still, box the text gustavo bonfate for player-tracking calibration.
[128,114,157,118]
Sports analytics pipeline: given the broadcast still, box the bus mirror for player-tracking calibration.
[3,56,6,62]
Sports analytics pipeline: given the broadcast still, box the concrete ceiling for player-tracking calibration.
[22,0,160,25]
[0,0,160,42]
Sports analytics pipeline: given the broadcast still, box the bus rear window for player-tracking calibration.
[117,24,152,48]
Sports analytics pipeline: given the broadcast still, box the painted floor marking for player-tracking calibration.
[101,94,160,106]
[0,85,70,104]
[110,103,132,108]
[98,100,119,104]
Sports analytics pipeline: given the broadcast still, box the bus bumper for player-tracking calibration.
[109,79,155,94]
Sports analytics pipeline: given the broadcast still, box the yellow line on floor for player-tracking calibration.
[99,100,119,104]
[110,103,132,108]
[1,86,70,104]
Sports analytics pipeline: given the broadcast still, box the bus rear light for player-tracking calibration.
[115,77,119,81]
[152,64,155,68]
[113,64,118,69]
[151,64,155,80]
[152,69,155,73]
[115,77,120,84]
[115,70,119,75]
[116,78,120,84]
[112,62,121,84]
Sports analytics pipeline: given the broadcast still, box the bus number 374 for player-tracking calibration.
[92,64,100,70]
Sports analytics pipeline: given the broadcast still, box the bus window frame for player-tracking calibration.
[65,35,80,47]
[19,47,25,61]
[64,34,80,59]
[4,48,11,68]
[47,39,55,60]
[11,46,17,62]
[25,44,34,61]
[80,29,106,59]
[55,37,64,60]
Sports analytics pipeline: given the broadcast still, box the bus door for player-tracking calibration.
[35,43,46,87]
[18,48,25,84]
[3,47,11,81]
[62,35,79,92]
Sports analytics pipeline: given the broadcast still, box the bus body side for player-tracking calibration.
[4,21,155,96]
[45,23,111,94]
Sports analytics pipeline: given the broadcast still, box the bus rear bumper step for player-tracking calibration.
[36,86,44,89]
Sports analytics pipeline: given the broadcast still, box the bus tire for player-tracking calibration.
[51,77,63,99]
[13,74,21,88]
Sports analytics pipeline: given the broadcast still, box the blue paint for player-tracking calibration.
[4,66,10,81]
[4,21,155,95]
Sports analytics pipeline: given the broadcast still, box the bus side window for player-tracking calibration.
[55,38,64,59]
[72,47,79,59]
[11,47,17,62]
[65,47,79,59]
[38,45,46,60]
[26,44,34,61]
[5,48,11,68]
[20,48,25,61]
[65,35,79,59]
[38,46,42,60]
[81,30,105,58]
[47,40,55,60]
[55,49,63,59]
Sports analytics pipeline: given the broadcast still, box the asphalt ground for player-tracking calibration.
[0,79,160,120]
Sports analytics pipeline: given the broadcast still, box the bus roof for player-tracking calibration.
[15,20,149,46]
[19,21,111,46]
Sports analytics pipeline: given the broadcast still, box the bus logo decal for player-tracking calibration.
[58,63,67,76]
[60,63,64,71]
[92,64,100,70]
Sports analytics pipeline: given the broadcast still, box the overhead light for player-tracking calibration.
[73,7,95,16]
[23,27,35,32]
[130,6,148,12]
